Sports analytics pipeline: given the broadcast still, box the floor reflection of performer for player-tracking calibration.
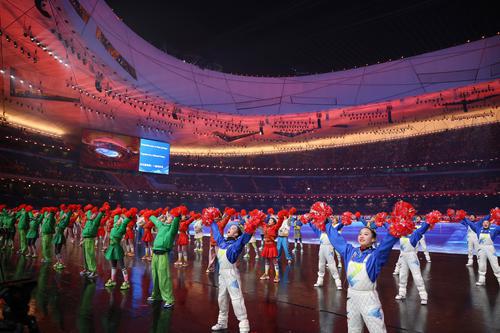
[77,281,96,333]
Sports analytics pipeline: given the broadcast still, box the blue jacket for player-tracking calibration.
[211,222,251,264]
[461,215,498,241]
[405,222,430,247]
[325,221,398,282]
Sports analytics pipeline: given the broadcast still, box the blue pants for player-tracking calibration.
[277,236,292,260]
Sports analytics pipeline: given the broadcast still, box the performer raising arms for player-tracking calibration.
[80,203,107,279]
[147,206,185,309]
[174,211,199,267]
[260,209,288,283]
[460,209,499,286]
[325,201,413,333]
[209,210,261,333]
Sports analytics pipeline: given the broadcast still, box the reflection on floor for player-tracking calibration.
[0,238,499,332]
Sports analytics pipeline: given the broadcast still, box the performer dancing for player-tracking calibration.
[104,208,137,290]
[276,214,293,264]
[260,210,287,283]
[193,217,204,253]
[209,216,255,333]
[394,219,432,305]
[80,204,106,279]
[308,217,342,289]
[292,215,304,253]
[326,218,399,332]
[461,213,499,286]
[26,210,43,258]
[207,209,233,273]
[52,205,74,270]
[465,215,480,266]
[175,212,198,267]
[40,207,56,262]
[147,206,184,309]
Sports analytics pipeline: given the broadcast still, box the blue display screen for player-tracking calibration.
[138,138,170,174]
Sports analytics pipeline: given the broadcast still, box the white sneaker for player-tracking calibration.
[255,255,259,259]
[314,280,323,287]
[211,323,227,331]
[466,260,473,266]
[395,294,406,300]
[243,253,250,259]
[393,270,400,275]
[337,263,342,268]
[476,281,485,286]
[420,299,427,305]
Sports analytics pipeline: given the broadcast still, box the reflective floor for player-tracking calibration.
[1,239,499,332]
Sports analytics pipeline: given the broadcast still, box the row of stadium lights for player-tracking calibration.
[172,157,498,172]
[3,135,71,152]
[3,177,495,200]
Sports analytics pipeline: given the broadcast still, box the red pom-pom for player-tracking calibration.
[388,201,417,237]
[454,209,467,222]
[277,209,289,221]
[342,211,354,226]
[289,207,297,215]
[25,205,33,212]
[309,202,333,231]
[300,213,310,224]
[111,207,123,216]
[201,207,221,226]
[224,207,236,217]
[425,210,442,225]
[446,208,455,217]
[388,215,415,238]
[91,207,98,214]
[245,209,266,234]
[267,208,275,215]
[83,204,93,212]
[392,201,416,218]
[491,207,500,225]
[240,209,247,216]
[374,212,388,227]
[355,211,361,219]
[125,207,138,218]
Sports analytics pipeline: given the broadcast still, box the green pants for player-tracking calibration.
[83,238,97,272]
[18,229,27,254]
[151,252,173,303]
[42,234,53,260]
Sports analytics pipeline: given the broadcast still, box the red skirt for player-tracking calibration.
[125,229,134,240]
[177,232,189,246]
[97,227,105,237]
[142,230,153,243]
[261,244,278,258]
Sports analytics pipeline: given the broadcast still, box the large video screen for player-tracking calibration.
[81,130,170,174]
[138,138,170,174]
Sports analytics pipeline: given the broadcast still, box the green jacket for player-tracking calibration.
[151,216,180,252]
[109,217,131,243]
[27,214,43,239]
[82,212,104,238]
[41,212,56,235]
[52,211,72,244]
[17,210,32,230]
[3,213,16,230]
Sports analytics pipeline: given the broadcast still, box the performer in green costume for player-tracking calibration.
[80,204,106,279]
[147,206,185,309]
[104,207,136,290]
[52,205,75,270]
[41,208,56,262]
[26,210,43,257]
[16,206,33,255]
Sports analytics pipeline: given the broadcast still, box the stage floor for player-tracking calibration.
[1,238,499,333]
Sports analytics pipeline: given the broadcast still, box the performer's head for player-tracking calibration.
[268,216,277,226]
[358,227,376,248]
[226,224,242,239]
[468,214,476,221]
[482,218,492,229]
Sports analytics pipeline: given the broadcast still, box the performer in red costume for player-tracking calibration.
[174,212,199,267]
[260,209,288,283]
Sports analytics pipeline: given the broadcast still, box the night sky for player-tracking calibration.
[105,0,498,76]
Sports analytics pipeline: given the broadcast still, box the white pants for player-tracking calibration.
[347,289,386,333]
[398,252,427,301]
[467,233,479,260]
[207,245,218,271]
[417,238,431,261]
[317,245,341,286]
[477,244,500,284]
[217,268,250,331]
